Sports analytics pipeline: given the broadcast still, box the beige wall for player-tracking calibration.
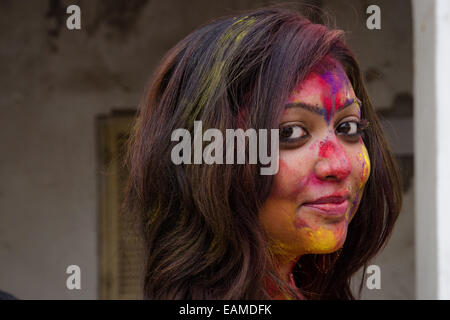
[0,0,413,299]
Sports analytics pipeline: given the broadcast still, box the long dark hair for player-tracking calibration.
[124,5,402,299]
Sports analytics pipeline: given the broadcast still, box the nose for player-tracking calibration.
[314,139,352,181]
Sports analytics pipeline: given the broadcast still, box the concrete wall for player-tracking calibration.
[0,0,414,299]
[413,0,450,299]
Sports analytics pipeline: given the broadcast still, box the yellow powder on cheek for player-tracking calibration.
[358,145,371,189]
[301,227,337,253]
[362,145,371,180]
[267,237,299,257]
[260,200,301,257]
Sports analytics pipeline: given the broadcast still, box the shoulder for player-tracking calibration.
[0,290,18,300]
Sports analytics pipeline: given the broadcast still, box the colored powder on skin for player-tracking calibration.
[344,184,353,220]
[358,146,371,189]
[360,155,366,187]
[286,66,357,125]
[312,59,355,124]
[362,146,370,180]
[320,68,339,124]
[317,138,352,179]
[288,57,359,127]
[293,217,309,229]
[303,227,337,253]
[318,140,335,158]
[309,73,338,125]
[357,151,364,188]
[347,189,361,221]
[268,237,298,258]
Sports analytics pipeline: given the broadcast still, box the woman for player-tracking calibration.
[124,6,402,300]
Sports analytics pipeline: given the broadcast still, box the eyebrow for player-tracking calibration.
[284,97,362,115]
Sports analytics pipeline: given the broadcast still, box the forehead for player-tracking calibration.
[287,58,356,109]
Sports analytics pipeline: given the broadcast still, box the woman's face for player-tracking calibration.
[259,58,371,263]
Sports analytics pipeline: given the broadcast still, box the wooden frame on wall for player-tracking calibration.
[96,110,144,300]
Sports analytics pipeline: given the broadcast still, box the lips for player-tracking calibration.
[302,194,349,216]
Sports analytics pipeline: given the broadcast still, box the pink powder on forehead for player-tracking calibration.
[316,65,352,122]
[287,57,354,124]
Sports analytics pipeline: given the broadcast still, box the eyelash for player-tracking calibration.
[279,119,370,147]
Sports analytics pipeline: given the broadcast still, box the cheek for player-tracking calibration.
[259,198,300,254]
[357,144,371,189]
[347,143,371,220]
[259,153,313,254]
[270,152,313,200]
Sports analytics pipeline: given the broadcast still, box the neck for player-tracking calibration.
[276,255,299,282]
[265,254,305,300]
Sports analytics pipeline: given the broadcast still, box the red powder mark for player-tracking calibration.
[318,140,336,158]
[317,140,352,180]
[293,217,309,229]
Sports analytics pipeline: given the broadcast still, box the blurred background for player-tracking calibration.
[0,0,419,299]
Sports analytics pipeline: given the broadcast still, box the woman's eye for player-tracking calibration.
[336,121,358,135]
[279,124,309,146]
[335,120,368,139]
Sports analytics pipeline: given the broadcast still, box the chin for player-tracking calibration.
[300,224,348,254]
